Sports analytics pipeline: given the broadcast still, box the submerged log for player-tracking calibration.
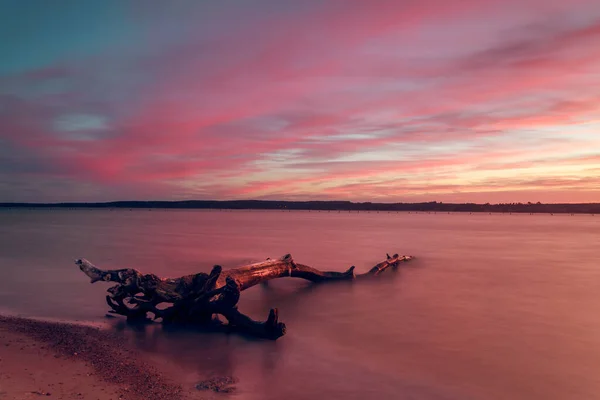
[77,253,414,339]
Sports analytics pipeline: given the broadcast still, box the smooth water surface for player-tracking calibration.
[1,209,599,399]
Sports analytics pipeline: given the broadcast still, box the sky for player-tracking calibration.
[1,0,599,203]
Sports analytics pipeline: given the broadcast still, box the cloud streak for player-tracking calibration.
[1,0,599,202]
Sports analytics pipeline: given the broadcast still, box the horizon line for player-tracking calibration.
[1,200,599,206]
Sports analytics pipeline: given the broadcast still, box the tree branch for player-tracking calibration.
[76,252,414,339]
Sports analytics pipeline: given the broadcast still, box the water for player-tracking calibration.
[1,209,599,399]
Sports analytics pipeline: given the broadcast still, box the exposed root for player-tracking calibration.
[77,253,414,339]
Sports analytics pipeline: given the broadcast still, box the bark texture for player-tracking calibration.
[77,253,414,339]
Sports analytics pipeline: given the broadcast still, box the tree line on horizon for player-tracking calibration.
[1,200,598,214]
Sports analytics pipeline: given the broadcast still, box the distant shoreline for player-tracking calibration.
[0,200,598,214]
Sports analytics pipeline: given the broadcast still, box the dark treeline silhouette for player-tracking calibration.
[1,200,599,214]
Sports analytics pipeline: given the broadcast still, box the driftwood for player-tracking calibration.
[77,253,414,340]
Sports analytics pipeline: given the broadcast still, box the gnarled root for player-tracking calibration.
[77,253,414,339]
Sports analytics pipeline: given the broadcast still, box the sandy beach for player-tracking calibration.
[0,315,188,400]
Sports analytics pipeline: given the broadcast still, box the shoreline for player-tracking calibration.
[1,200,598,214]
[0,208,597,217]
[0,315,185,400]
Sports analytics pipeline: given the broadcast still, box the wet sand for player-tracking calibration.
[0,315,186,400]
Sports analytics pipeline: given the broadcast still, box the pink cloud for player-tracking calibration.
[1,1,600,202]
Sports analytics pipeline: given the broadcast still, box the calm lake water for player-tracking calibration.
[1,209,599,399]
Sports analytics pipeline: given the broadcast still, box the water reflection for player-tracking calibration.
[1,210,600,399]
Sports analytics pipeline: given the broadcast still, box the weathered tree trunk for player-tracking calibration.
[77,253,414,340]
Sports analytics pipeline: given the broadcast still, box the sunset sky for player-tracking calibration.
[1,0,599,203]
